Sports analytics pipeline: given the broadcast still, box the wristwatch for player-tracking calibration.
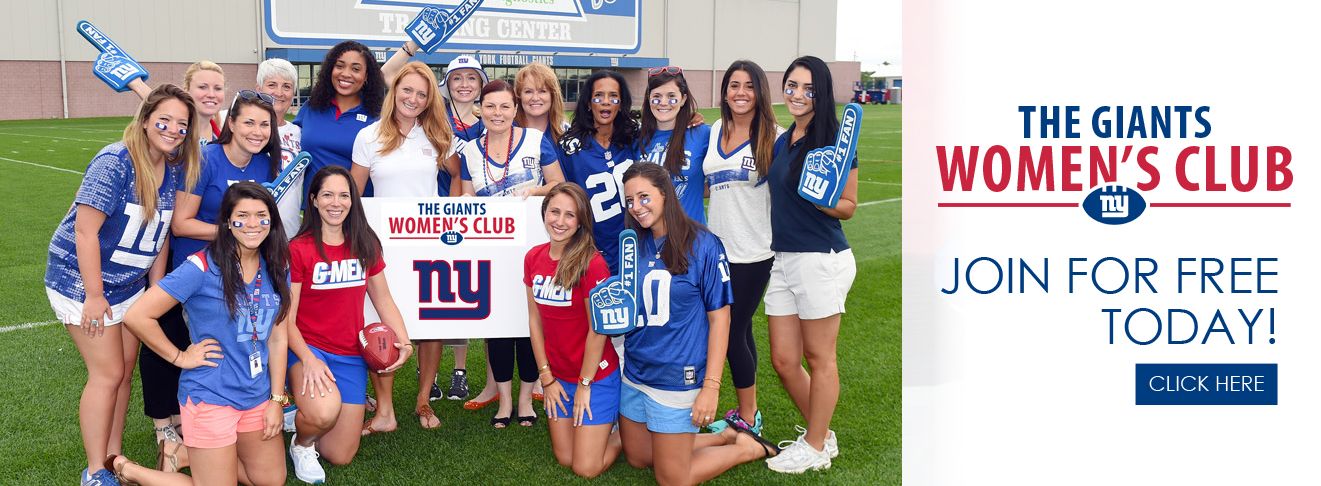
[270,393,290,406]
[579,377,593,387]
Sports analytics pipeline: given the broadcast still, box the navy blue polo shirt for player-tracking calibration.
[294,101,378,196]
[768,130,857,253]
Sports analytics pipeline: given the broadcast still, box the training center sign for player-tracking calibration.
[361,197,549,339]
[265,0,642,54]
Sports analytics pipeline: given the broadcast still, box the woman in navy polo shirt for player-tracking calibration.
[762,55,860,475]
[294,41,387,197]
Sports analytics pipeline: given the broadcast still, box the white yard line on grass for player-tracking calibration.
[0,320,60,334]
[0,156,83,175]
[0,131,112,144]
[861,196,903,206]
[860,181,901,186]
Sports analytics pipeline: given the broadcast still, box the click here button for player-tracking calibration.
[1135,363,1277,405]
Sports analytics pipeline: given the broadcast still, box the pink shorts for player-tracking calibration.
[180,398,266,448]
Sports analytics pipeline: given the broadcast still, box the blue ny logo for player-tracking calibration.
[413,260,491,320]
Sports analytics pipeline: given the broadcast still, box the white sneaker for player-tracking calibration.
[289,434,326,484]
[766,436,831,474]
[789,425,839,458]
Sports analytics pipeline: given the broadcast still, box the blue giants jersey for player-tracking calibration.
[623,231,733,392]
[559,137,637,274]
[638,124,711,224]
[161,251,284,410]
[45,142,182,304]
[171,143,273,270]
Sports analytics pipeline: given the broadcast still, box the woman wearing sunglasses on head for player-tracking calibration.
[108,182,292,486]
[701,60,786,439]
[46,84,200,486]
[762,55,860,474]
[638,66,711,224]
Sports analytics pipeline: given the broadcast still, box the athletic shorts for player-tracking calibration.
[288,344,368,405]
[545,369,621,426]
[619,381,698,434]
[180,397,265,448]
[764,249,857,320]
[46,287,143,326]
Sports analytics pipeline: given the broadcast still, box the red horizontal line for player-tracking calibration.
[464,236,515,240]
[1150,202,1291,208]
[389,236,438,240]
[938,202,1078,207]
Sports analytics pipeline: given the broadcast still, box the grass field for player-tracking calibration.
[0,104,900,484]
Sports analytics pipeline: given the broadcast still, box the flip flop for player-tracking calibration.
[737,427,781,459]
[414,404,441,430]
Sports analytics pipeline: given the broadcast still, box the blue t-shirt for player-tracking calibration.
[558,137,636,274]
[459,128,559,197]
[639,124,711,224]
[171,143,273,270]
[294,102,378,196]
[769,131,857,253]
[624,231,733,391]
[45,142,181,304]
[160,251,285,410]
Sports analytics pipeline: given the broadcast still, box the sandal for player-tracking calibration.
[104,454,138,485]
[413,404,441,430]
[735,427,781,459]
[490,415,512,429]
[154,426,185,473]
[517,415,538,427]
[464,394,499,411]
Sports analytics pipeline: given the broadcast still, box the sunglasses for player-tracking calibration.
[647,66,683,77]
[230,89,276,113]
[784,87,816,99]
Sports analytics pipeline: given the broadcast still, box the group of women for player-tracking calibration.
[47,34,859,485]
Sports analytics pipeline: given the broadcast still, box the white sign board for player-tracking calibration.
[361,197,548,339]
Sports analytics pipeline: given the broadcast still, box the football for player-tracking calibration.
[358,322,401,372]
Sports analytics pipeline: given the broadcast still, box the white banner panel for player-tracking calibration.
[361,197,548,339]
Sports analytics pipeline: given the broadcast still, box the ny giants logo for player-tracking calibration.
[413,259,492,320]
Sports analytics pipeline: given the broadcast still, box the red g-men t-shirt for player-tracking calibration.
[290,234,385,355]
[524,243,617,382]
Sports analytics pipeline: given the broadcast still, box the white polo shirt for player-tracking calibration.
[352,120,461,197]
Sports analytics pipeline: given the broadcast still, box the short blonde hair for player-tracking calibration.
[183,60,224,90]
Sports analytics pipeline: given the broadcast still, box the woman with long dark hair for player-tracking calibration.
[763,55,860,474]
[558,70,640,275]
[637,67,711,223]
[701,60,784,438]
[295,41,387,197]
[284,166,413,483]
[109,181,291,485]
[617,163,780,485]
[45,84,200,485]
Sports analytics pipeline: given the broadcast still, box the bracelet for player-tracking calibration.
[170,349,182,365]
[540,378,555,387]
[402,343,415,348]
[538,363,550,372]
[703,377,721,386]
[401,42,416,56]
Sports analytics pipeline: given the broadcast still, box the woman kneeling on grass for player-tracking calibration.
[618,163,780,486]
[110,182,291,485]
[526,183,620,477]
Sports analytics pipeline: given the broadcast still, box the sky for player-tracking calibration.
[836,0,902,77]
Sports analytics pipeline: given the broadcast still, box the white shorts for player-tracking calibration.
[46,287,144,326]
[764,249,856,320]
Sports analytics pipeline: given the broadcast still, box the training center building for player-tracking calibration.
[1,0,859,121]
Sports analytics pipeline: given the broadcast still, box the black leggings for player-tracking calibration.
[487,337,536,383]
[728,257,773,389]
[140,303,190,419]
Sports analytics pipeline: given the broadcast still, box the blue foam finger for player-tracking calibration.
[78,21,149,92]
[591,230,641,335]
[798,103,863,208]
[405,0,484,54]
[266,151,312,202]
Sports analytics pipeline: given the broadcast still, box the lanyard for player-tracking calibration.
[246,271,263,351]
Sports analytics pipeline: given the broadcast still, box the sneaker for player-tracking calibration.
[428,381,444,402]
[289,434,326,484]
[446,369,469,400]
[790,425,838,458]
[283,404,298,433]
[708,409,763,436]
[83,467,121,486]
[766,436,831,474]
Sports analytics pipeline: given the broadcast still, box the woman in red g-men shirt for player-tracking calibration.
[284,165,412,484]
[526,183,622,478]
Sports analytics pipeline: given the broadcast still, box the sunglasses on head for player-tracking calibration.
[230,89,275,113]
[647,66,683,77]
